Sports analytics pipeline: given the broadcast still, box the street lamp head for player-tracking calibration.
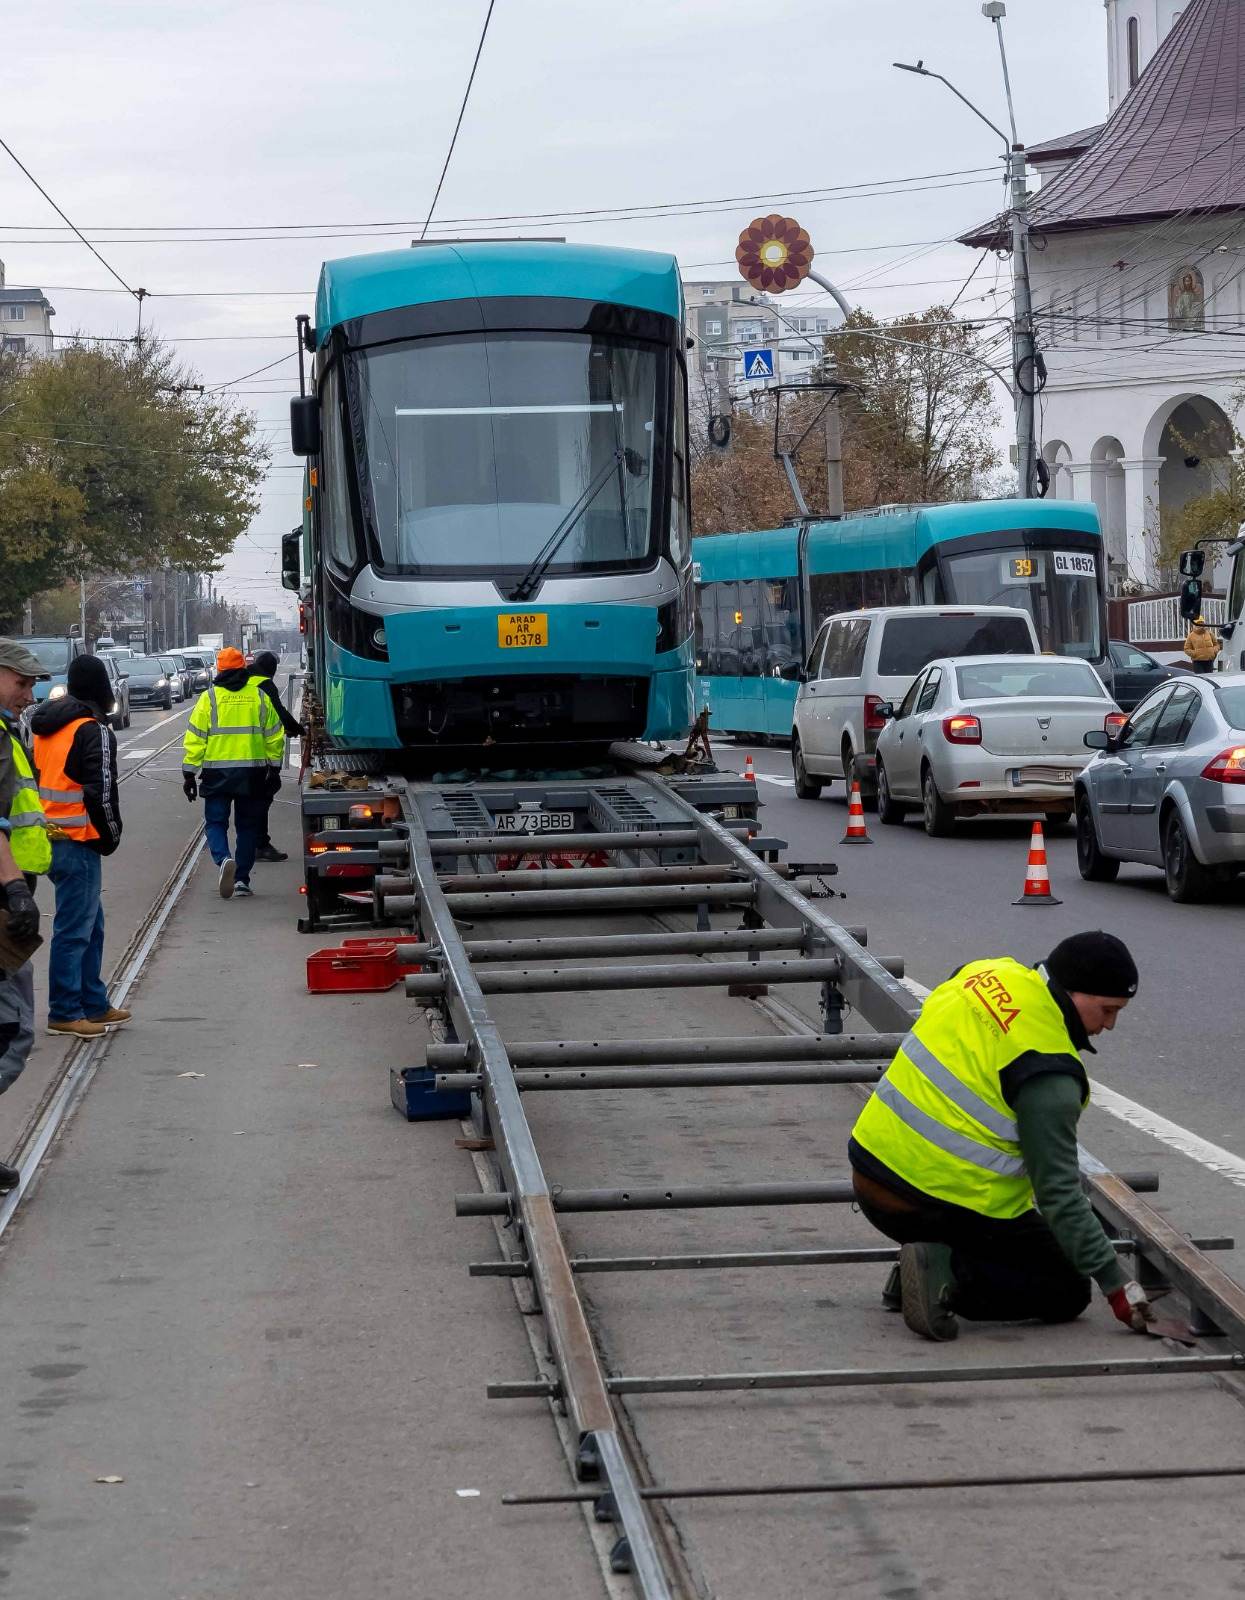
[893,59,928,74]
[982,2,1006,17]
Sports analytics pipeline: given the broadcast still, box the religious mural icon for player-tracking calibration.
[1169,266,1205,333]
[736,215,813,293]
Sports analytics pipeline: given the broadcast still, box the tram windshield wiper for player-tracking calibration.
[509,445,645,602]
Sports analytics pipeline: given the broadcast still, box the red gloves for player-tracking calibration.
[1108,1280,1154,1332]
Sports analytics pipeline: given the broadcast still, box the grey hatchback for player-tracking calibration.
[1075,672,1245,901]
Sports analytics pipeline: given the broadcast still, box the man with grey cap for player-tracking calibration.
[850,931,1152,1343]
[0,639,53,1189]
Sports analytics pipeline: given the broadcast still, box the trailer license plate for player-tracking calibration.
[494,811,574,834]
[498,612,548,648]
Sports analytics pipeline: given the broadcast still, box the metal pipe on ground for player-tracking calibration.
[396,926,866,966]
[469,1236,1235,1277]
[425,826,755,856]
[489,1352,1244,1400]
[431,883,813,917]
[406,956,880,999]
[427,1032,906,1070]
[456,1173,1160,1216]
[439,865,770,893]
[438,1062,889,1093]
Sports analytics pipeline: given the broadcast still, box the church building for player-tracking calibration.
[965,0,1244,595]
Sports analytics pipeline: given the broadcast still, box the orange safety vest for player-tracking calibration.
[33,717,99,842]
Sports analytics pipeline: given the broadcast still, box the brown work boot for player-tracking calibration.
[46,1019,108,1040]
[86,1008,132,1027]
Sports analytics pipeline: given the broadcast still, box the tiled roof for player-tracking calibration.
[0,287,51,307]
[962,0,1245,244]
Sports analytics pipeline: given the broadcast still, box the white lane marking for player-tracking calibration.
[122,748,157,759]
[117,706,187,751]
[755,774,794,788]
[904,974,1245,1190]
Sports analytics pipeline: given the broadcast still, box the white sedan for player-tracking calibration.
[874,655,1125,837]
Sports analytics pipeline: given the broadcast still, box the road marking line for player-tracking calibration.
[117,706,187,751]
[122,748,157,759]
[755,774,794,788]
[903,974,1245,1189]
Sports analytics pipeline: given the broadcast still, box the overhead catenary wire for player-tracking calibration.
[0,134,140,298]
[419,0,498,241]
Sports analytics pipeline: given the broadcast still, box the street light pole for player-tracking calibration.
[894,1,1039,499]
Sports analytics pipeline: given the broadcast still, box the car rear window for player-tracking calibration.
[877,615,1033,677]
[956,661,1105,701]
[1214,686,1245,730]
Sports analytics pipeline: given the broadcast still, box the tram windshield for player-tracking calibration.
[346,330,667,578]
[940,543,1103,661]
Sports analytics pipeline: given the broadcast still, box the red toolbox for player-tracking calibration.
[306,938,421,994]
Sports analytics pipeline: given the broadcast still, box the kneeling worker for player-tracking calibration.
[850,932,1153,1341]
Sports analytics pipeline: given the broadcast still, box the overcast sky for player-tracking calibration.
[3,0,1110,616]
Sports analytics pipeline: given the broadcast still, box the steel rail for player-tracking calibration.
[394,780,673,1599]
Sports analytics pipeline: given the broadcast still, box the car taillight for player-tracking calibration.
[1202,747,1245,784]
[1104,712,1128,735]
[942,714,982,744]
[864,694,888,732]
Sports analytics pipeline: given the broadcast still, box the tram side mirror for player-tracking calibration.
[1178,549,1206,578]
[281,529,301,593]
[1179,577,1203,621]
[290,395,321,457]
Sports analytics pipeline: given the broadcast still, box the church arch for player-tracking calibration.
[1041,438,1073,499]
[1089,436,1127,570]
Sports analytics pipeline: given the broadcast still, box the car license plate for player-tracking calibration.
[1012,766,1077,786]
[494,811,574,834]
[497,612,548,648]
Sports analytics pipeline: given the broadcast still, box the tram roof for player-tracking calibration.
[314,242,684,341]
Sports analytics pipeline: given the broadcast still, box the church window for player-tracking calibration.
[1127,17,1140,87]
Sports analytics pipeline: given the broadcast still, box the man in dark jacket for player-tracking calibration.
[29,655,125,1040]
[246,651,302,863]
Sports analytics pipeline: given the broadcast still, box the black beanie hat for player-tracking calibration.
[1045,931,1138,998]
[68,654,114,712]
[251,650,278,678]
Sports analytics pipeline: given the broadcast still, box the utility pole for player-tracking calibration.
[805,272,852,519]
[895,1,1039,500]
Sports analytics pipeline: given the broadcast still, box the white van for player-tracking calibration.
[791,605,1040,801]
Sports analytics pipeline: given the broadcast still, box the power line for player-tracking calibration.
[0,134,139,297]
[420,0,499,241]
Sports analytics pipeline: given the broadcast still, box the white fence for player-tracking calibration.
[1128,594,1226,645]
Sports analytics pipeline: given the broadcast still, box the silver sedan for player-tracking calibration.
[1075,671,1245,901]
[874,655,1124,837]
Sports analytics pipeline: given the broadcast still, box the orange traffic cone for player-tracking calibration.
[1013,821,1061,906]
[743,754,756,783]
[840,780,873,844]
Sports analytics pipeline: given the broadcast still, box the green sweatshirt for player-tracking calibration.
[1014,1072,1125,1293]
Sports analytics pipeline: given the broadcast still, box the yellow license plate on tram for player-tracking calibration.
[497,612,548,649]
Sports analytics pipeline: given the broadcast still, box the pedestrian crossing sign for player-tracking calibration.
[742,347,774,380]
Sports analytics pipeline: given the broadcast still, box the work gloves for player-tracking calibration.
[182,771,199,802]
[3,880,39,942]
[1107,1279,1155,1333]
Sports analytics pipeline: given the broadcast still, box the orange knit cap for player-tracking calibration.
[216,647,246,670]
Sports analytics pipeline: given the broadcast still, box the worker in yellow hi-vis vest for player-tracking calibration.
[850,932,1152,1343]
[182,648,284,900]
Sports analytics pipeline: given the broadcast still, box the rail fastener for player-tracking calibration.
[488,1352,1245,1401]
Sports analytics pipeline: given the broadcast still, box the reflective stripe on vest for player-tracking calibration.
[851,958,1084,1220]
[4,730,51,873]
[32,717,99,842]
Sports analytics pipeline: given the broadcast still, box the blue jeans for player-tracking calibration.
[0,961,34,1092]
[48,839,110,1024]
[203,792,264,884]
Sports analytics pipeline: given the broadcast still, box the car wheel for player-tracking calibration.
[792,737,822,800]
[921,764,955,838]
[1164,810,1213,903]
[122,704,131,728]
[1044,810,1072,833]
[876,760,907,826]
[1075,795,1119,882]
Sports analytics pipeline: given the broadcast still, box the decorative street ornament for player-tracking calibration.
[736,214,814,293]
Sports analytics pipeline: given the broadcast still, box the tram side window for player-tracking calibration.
[321,368,357,573]
[705,581,739,675]
[735,579,767,677]
[694,584,712,672]
[809,567,917,623]
[763,578,803,678]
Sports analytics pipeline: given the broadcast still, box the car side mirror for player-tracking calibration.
[1221,622,1235,639]
[1083,729,1111,750]
[290,395,321,457]
[876,701,894,720]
